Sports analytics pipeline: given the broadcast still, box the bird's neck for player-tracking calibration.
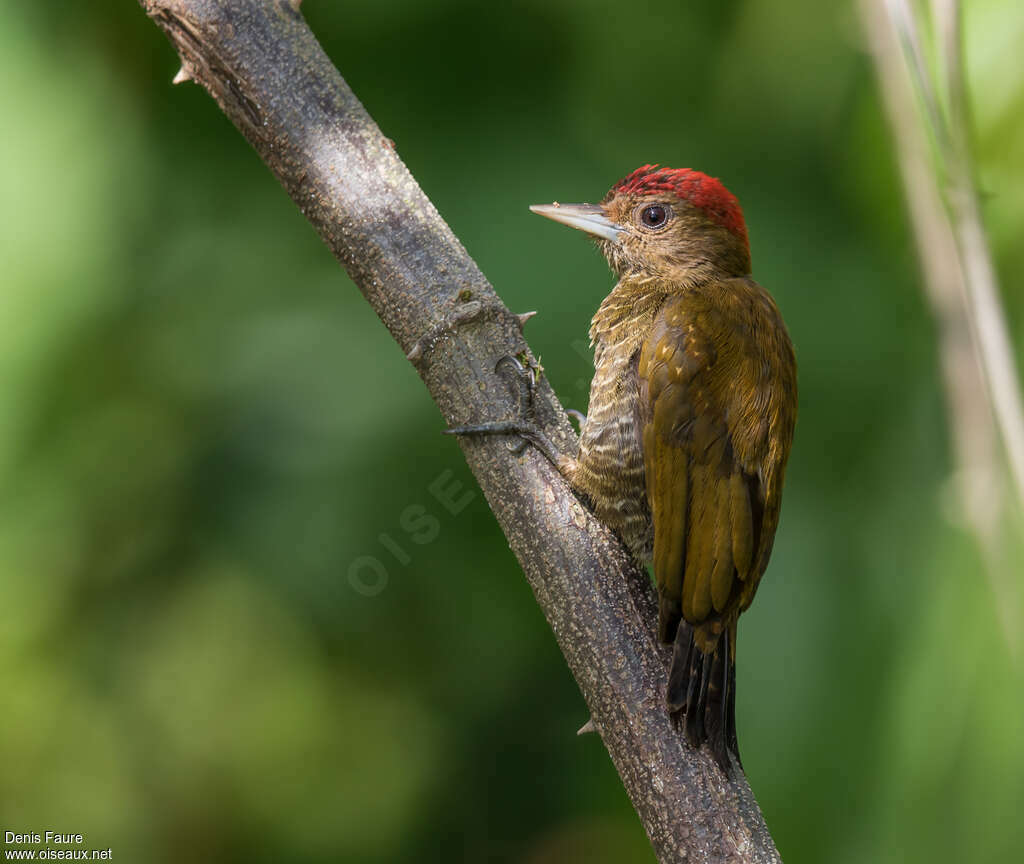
[589,276,670,359]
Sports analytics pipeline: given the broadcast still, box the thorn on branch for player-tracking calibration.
[577,718,596,736]
[516,310,538,329]
[172,66,192,85]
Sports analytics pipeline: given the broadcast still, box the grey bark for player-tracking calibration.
[138,1,782,861]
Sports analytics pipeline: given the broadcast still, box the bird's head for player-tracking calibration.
[531,165,751,283]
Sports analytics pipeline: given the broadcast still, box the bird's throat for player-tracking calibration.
[589,278,670,358]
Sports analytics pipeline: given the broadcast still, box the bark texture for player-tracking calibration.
[138,2,782,861]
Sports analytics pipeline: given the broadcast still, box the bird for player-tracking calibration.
[450,164,797,773]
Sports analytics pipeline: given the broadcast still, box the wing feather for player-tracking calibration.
[684,462,714,622]
[729,472,753,581]
[710,480,734,613]
[639,287,788,638]
[649,420,688,640]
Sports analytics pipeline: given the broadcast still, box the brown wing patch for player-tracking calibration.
[710,479,733,612]
[729,472,754,581]
[640,295,768,640]
[683,462,714,622]
[646,419,687,640]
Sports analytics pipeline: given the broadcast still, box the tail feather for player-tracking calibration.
[727,655,739,759]
[688,650,713,748]
[667,628,693,712]
[666,621,739,774]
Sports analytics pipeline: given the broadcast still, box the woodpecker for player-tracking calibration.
[453,165,796,772]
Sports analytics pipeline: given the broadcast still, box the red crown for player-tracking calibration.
[612,164,748,247]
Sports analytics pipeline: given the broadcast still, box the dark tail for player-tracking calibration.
[666,621,739,774]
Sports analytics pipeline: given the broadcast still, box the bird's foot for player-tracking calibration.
[445,354,574,475]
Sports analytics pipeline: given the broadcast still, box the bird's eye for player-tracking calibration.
[639,204,669,229]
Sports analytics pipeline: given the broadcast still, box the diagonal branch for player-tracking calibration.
[137,1,781,860]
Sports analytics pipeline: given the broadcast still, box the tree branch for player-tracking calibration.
[138,2,781,860]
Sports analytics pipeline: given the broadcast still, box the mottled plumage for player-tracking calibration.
[542,165,797,771]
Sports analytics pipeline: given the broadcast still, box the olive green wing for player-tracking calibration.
[638,297,762,644]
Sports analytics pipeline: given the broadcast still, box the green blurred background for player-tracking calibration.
[1,1,1022,861]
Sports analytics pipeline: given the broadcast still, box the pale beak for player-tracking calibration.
[529,203,623,243]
